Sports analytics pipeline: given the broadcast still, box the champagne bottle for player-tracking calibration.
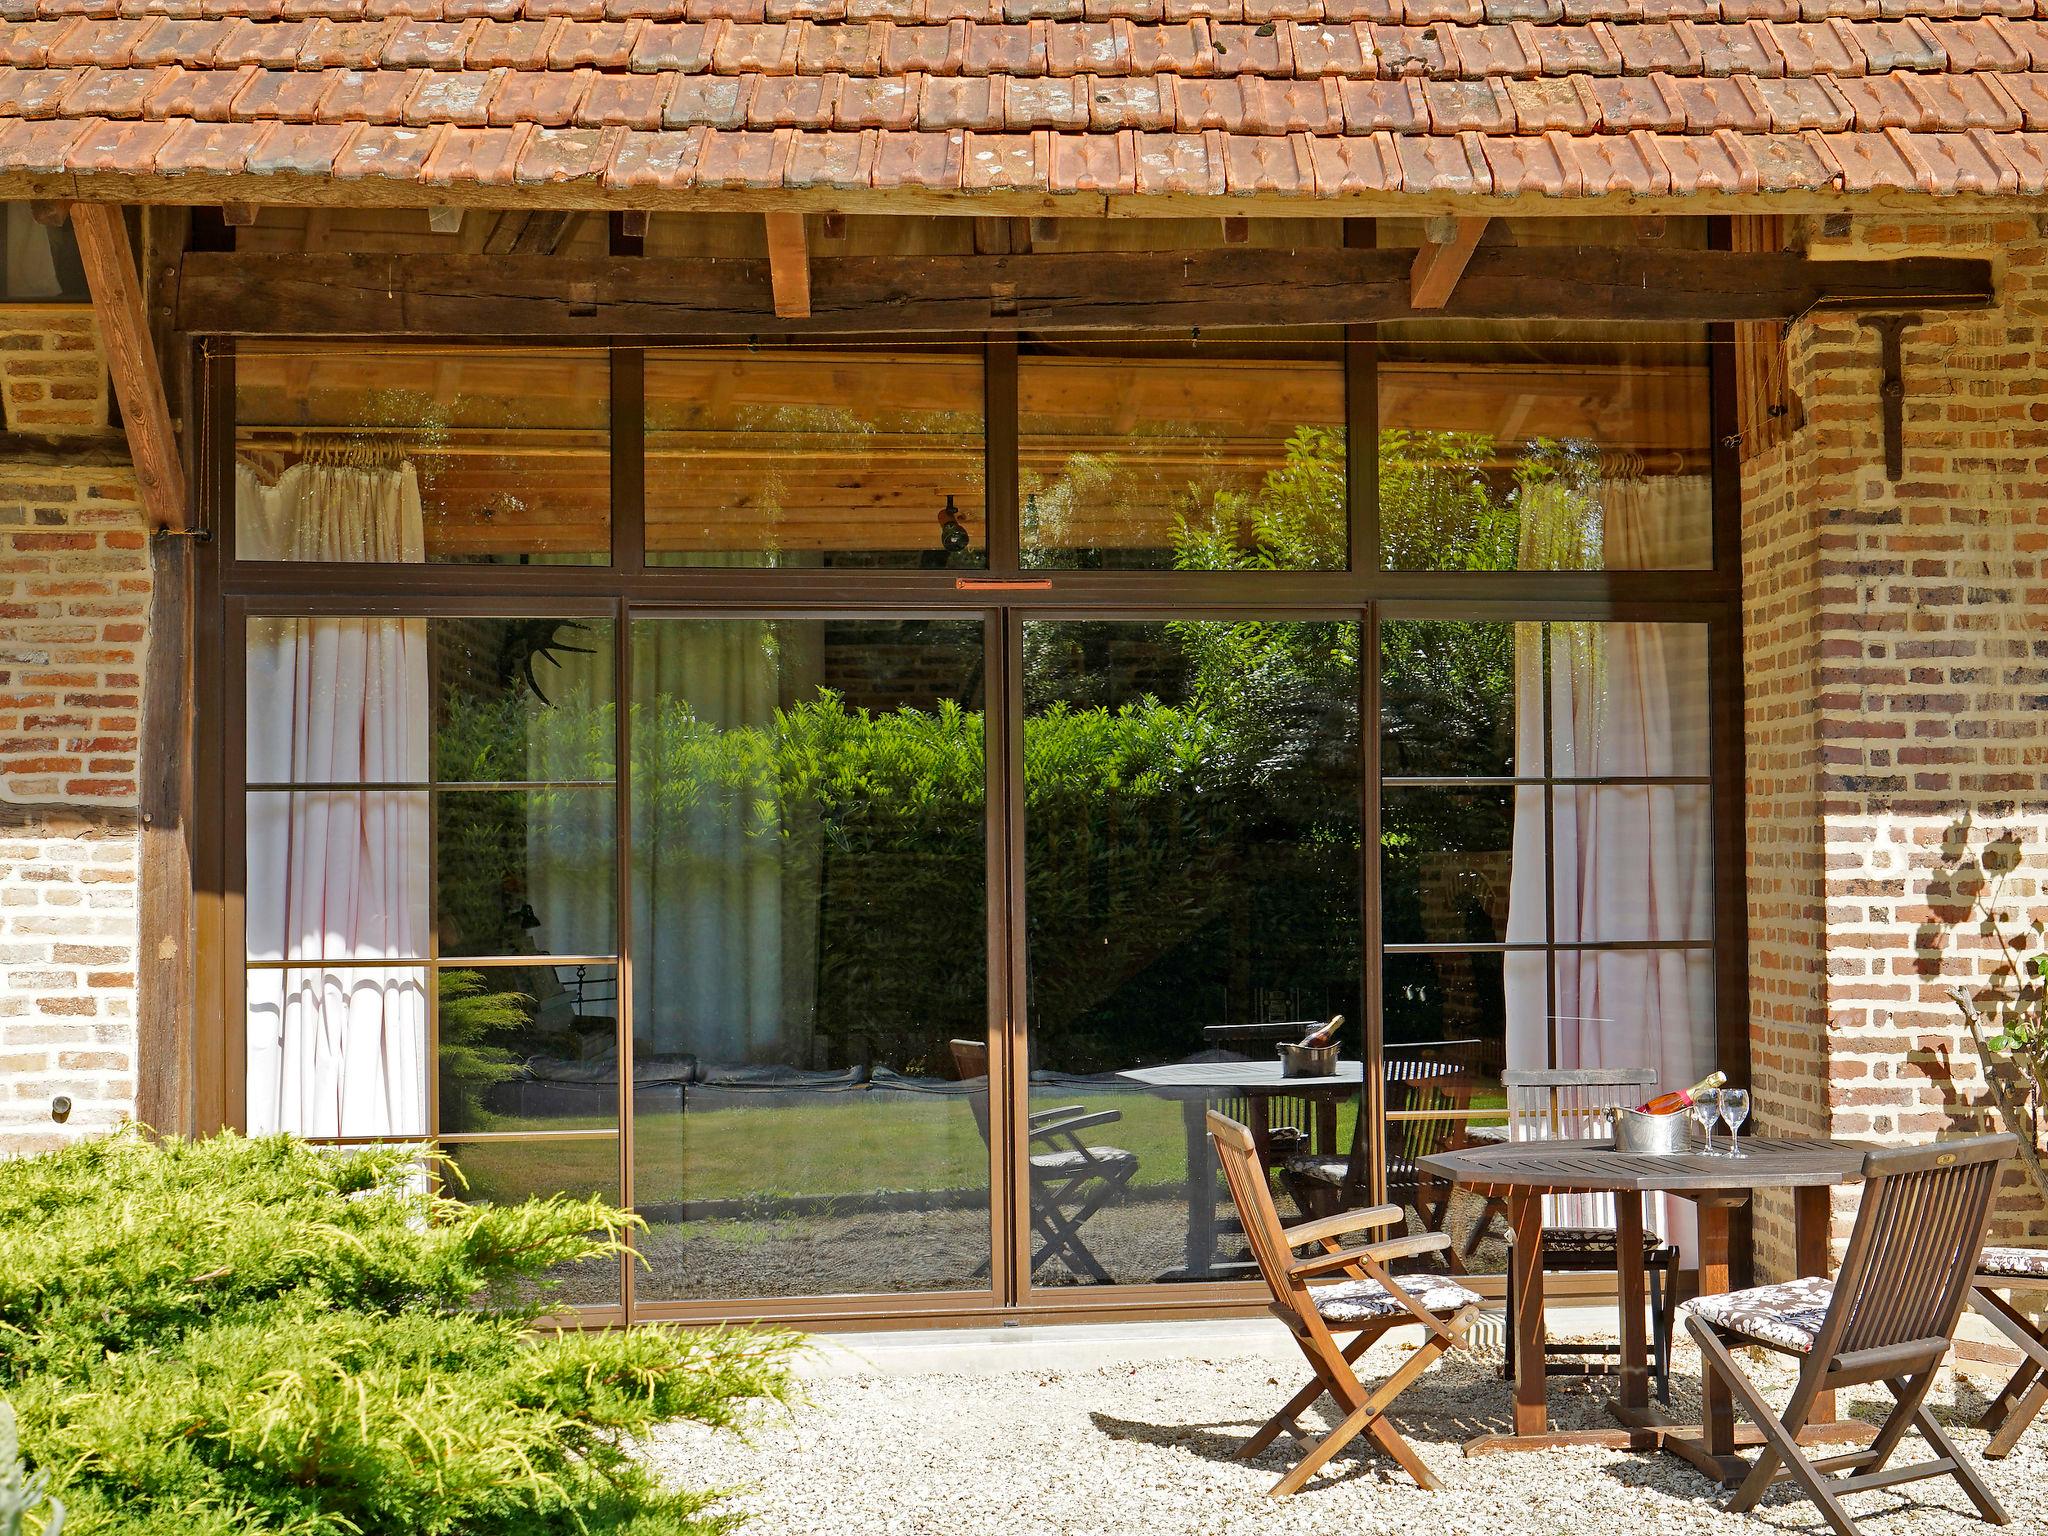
[1297,1015,1344,1050]
[1636,1070,1726,1116]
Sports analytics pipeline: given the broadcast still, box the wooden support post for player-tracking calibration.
[75,202,196,1136]
[70,204,187,534]
[1410,216,1489,310]
[764,210,810,319]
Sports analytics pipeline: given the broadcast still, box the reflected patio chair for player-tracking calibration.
[1209,1111,1479,1496]
[948,1039,1137,1284]
[1684,1134,2017,1536]
[1278,1071,1473,1242]
[1491,1068,1681,1403]
[1966,1244,2048,1458]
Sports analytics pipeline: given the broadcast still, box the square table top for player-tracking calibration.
[1116,1059,1367,1095]
[1419,1135,1874,1194]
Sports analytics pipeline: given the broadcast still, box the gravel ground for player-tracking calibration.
[643,1332,2047,1536]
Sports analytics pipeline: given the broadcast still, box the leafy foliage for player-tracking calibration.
[0,1131,794,1536]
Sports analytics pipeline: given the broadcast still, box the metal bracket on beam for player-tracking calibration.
[1859,312,1918,483]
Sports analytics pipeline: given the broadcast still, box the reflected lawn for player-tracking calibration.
[447,1089,1506,1207]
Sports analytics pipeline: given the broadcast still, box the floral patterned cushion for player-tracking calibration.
[1506,1224,1668,1256]
[1312,1272,1482,1326]
[1683,1275,1836,1353]
[1978,1246,2048,1281]
[1284,1155,1350,1185]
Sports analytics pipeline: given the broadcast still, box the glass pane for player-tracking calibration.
[234,346,608,565]
[1378,340,1712,571]
[2,204,88,299]
[437,964,619,1136]
[435,789,616,959]
[1383,951,1511,1089]
[1020,342,1346,571]
[1381,786,1527,946]
[432,618,616,784]
[1380,620,1518,779]
[246,616,429,785]
[440,1140,623,1308]
[629,618,992,1300]
[1553,786,1713,944]
[245,965,428,1138]
[1548,622,1711,778]
[246,791,430,962]
[1548,947,1717,1107]
[1022,619,1363,1286]
[645,347,985,569]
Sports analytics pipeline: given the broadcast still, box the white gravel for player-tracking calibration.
[642,1330,2048,1536]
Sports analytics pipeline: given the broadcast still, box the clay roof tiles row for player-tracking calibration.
[0,0,2042,197]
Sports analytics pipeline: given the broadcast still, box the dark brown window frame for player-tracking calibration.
[190,319,1751,1330]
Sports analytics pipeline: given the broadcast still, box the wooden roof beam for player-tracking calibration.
[70,203,188,534]
[765,211,810,319]
[1410,216,1490,310]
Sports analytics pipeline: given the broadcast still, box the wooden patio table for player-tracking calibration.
[1418,1135,1875,1485]
[1117,1059,1365,1280]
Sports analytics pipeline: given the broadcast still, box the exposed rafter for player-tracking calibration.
[1410,216,1490,310]
[175,246,1997,340]
[764,211,810,319]
[70,203,187,533]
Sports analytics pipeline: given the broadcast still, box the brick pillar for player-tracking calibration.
[1741,215,2048,1282]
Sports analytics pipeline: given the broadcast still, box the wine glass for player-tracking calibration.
[1689,1089,1721,1155]
[1720,1087,1751,1158]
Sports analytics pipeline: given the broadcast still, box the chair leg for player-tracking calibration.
[1691,1321,1861,1536]
[1503,1255,1516,1383]
[1241,1330,1377,1460]
[1657,1258,1680,1405]
[1970,1285,2048,1458]
[1913,1397,2011,1526]
[1647,1264,1669,1404]
[1268,1327,1453,1496]
[1987,1377,2048,1461]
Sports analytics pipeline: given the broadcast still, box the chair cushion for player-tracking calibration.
[1029,1147,1135,1176]
[1683,1275,1835,1354]
[1312,1272,1481,1326]
[1507,1224,1669,1257]
[1283,1155,1350,1186]
[1978,1245,2048,1282]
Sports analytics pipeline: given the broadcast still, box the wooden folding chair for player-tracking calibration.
[1208,1111,1480,1496]
[950,1039,1137,1283]
[1684,1134,2018,1536]
[1967,1244,2048,1458]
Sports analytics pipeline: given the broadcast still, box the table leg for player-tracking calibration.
[1794,1184,1838,1427]
[1697,1197,1736,1459]
[1614,1192,1650,1414]
[1181,1098,1214,1281]
[1314,1092,1338,1157]
[1511,1191,1548,1437]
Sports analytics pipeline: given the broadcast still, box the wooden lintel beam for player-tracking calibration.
[70,203,188,533]
[764,211,810,319]
[1410,215,1489,310]
[172,246,1997,339]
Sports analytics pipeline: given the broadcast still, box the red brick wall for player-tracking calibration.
[1740,216,2048,1293]
[0,305,144,1155]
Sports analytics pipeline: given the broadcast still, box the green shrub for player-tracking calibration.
[0,1131,795,1536]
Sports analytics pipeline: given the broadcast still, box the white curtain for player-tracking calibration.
[242,462,432,1138]
[1505,472,1715,1254]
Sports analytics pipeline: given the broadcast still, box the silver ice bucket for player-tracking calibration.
[1612,1106,1692,1155]
[1278,1043,1339,1079]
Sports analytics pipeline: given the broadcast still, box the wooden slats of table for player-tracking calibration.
[1420,1136,1870,1196]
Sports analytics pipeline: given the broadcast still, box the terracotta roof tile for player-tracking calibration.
[1339,72,1425,127]
[233,59,331,112]
[156,115,267,171]
[604,119,702,181]
[664,69,752,122]
[1050,124,1134,185]
[246,115,351,168]
[0,114,89,172]
[1989,125,2048,191]
[577,61,667,118]
[403,63,501,118]
[331,120,444,175]
[0,0,2040,203]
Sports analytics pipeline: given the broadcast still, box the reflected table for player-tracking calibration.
[1419,1136,1874,1484]
[1117,1059,1365,1281]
